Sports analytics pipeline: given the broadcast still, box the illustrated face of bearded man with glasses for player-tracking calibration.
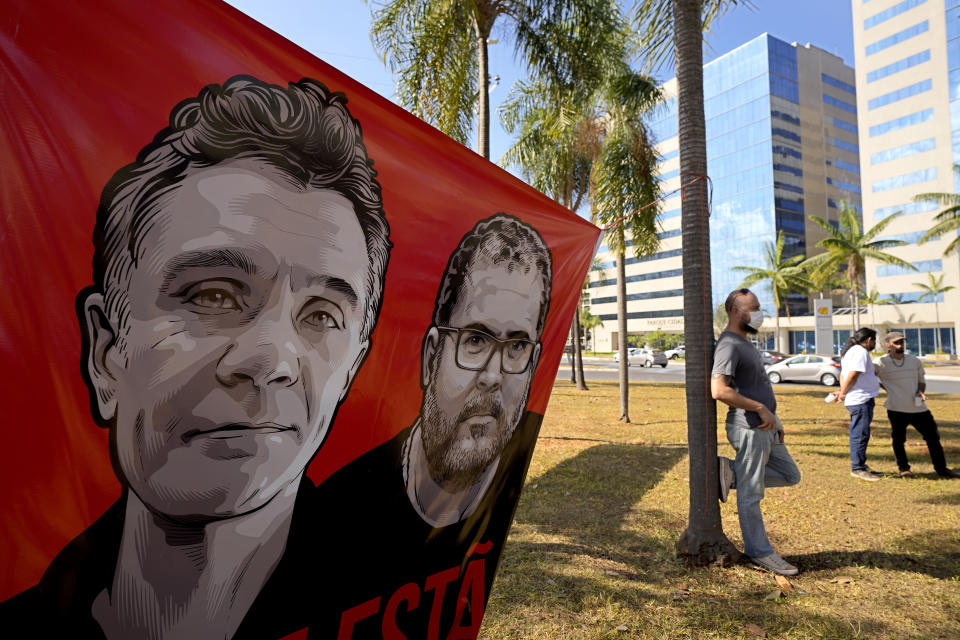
[407,213,552,526]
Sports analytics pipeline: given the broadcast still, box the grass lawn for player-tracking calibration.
[481,381,960,639]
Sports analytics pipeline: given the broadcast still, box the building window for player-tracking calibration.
[821,74,856,94]
[832,138,859,153]
[872,167,937,192]
[867,79,932,110]
[873,199,938,220]
[864,0,927,30]
[823,94,857,113]
[869,108,933,137]
[833,118,858,134]
[833,158,860,173]
[877,230,927,244]
[871,138,935,164]
[877,260,942,277]
[866,50,930,83]
[865,20,929,56]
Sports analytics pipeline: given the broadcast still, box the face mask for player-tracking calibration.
[746,309,764,330]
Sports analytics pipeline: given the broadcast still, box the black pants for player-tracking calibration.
[887,410,948,473]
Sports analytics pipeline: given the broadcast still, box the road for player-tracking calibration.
[556,361,960,395]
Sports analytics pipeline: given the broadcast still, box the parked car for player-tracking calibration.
[766,355,841,386]
[632,348,667,368]
[760,350,788,366]
[665,345,685,360]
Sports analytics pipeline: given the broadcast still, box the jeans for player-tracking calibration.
[887,410,948,473]
[726,422,802,558]
[846,398,875,471]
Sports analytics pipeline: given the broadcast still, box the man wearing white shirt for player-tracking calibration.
[836,328,881,481]
[876,331,960,479]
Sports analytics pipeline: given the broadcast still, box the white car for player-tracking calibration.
[665,345,685,360]
[613,348,641,363]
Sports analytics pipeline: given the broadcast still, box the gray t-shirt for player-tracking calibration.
[712,330,777,428]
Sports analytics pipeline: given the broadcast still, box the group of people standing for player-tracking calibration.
[836,327,960,481]
[711,287,957,577]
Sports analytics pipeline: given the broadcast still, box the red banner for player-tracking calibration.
[0,1,599,637]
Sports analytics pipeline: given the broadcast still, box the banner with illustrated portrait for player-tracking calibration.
[0,0,601,638]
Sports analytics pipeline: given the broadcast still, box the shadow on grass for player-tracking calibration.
[918,491,960,505]
[516,443,685,542]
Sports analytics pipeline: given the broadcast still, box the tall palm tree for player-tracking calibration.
[732,231,812,353]
[913,273,956,355]
[859,287,893,332]
[916,163,960,256]
[370,0,622,158]
[804,202,915,331]
[633,0,746,565]
[580,307,603,350]
[502,47,663,418]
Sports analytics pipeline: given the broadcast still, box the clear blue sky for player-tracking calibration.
[224,1,855,167]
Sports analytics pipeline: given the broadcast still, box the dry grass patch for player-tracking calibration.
[481,381,960,639]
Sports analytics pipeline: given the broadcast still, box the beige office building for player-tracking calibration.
[588,34,866,354]
[846,0,960,356]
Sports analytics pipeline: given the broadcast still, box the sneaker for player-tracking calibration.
[750,553,798,576]
[718,457,734,503]
[864,466,883,476]
[851,469,880,482]
[937,468,960,479]
[899,469,914,478]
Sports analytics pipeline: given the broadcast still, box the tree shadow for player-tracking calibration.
[791,528,960,580]
[516,443,686,543]
[918,492,960,505]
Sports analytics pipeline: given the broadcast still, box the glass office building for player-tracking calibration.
[588,34,862,351]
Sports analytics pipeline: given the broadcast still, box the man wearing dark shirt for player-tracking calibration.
[711,288,801,576]
[323,214,553,639]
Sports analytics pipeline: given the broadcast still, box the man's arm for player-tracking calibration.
[836,370,860,403]
[917,359,927,400]
[711,373,776,430]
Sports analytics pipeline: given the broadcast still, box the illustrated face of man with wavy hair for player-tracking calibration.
[80,76,391,521]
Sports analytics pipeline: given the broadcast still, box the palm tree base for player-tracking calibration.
[676,528,741,566]
[619,414,631,423]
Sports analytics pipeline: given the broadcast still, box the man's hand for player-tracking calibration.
[835,391,845,403]
[917,391,927,402]
[756,405,776,430]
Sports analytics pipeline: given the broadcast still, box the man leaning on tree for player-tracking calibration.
[712,288,802,577]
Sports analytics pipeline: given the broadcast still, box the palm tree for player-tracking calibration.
[369,0,622,158]
[916,163,960,256]
[633,0,746,565]
[859,287,893,332]
[502,45,663,418]
[913,273,956,355]
[580,307,603,350]
[732,231,812,353]
[803,202,915,331]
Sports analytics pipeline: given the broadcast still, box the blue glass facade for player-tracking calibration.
[644,35,860,319]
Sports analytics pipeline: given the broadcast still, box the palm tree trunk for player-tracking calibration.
[672,0,738,566]
[934,300,942,354]
[853,288,860,331]
[617,252,629,422]
[775,309,781,353]
[476,33,490,159]
[569,323,577,383]
[573,303,588,390]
